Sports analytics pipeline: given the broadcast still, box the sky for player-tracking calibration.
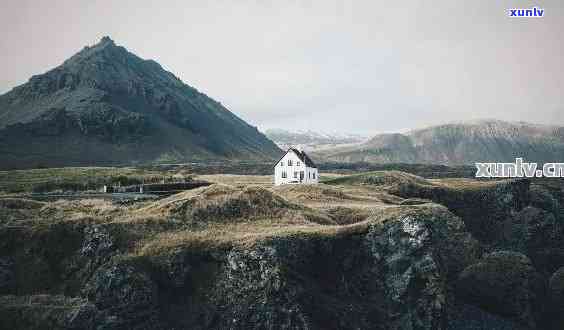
[1,0,563,135]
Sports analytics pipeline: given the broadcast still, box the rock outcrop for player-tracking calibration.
[0,257,14,294]
[0,295,99,330]
[205,205,480,329]
[456,251,544,329]
[547,267,564,330]
[326,171,532,244]
[503,207,564,275]
[83,262,161,329]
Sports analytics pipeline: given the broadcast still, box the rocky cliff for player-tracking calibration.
[1,172,563,329]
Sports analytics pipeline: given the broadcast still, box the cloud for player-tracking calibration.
[1,0,563,134]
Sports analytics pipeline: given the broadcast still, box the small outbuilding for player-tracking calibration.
[273,147,318,186]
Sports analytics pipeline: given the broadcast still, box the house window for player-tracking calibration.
[308,172,311,179]
[297,161,300,166]
[282,171,287,178]
[313,172,316,179]
[288,160,293,166]
[280,161,284,166]
[293,171,298,178]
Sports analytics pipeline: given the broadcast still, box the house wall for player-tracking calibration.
[274,151,318,185]
[304,167,319,184]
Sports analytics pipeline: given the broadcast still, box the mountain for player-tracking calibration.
[314,119,564,165]
[264,128,367,152]
[0,37,281,169]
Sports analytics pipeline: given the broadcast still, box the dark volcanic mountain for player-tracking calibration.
[0,37,281,169]
[314,119,564,165]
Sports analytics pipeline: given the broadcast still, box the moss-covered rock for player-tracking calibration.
[397,180,531,244]
[202,205,479,330]
[364,205,480,329]
[456,251,544,328]
[83,261,162,329]
[0,257,15,294]
[0,223,85,295]
[447,303,528,330]
[327,172,532,244]
[0,295,98,330]
[547,267,564,330]
[549,267,564,307]
[502,207,564,275]
[529,184,560,215]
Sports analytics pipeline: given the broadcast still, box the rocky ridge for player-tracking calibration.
[314,119,564,165]
[0,171,563,329]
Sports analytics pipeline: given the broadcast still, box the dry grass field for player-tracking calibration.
[0,169,447,254]
[0,169,485,259]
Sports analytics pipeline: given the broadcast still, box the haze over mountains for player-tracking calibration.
[0,37,281,169]
[264,129,368,152]
[313,119,564,165]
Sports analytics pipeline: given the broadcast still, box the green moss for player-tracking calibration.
[0,166,172,193]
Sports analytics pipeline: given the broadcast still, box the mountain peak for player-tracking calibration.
[87,36,119,53]
[81,36,118,52]
[61,36,132,70]
[99,36,114,45]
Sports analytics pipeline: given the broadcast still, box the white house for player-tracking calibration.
[274,148,319,186]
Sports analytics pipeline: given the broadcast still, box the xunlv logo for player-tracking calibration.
[475,158,564,178]
[508,7,544,17]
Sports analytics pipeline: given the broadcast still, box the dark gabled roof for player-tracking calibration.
[273,147,317,169]
[297,149,317,168]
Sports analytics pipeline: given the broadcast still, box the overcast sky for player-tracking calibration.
[1,0,563,134]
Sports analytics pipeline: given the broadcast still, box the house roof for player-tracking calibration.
[273,148,317,169]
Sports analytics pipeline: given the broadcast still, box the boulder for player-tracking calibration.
[0,257,15,294]
[83,261,161,329]
[81,225,114,259]
[364,206,481,329]
[216,242,312,329]
[503,207,564,274]
[528,184,559,214]
[0,295,98,330]
[547,267,564,330]
[447,303,527,330]
[549,266,564,306]
[456,251,543,328]
[392,178,531,244]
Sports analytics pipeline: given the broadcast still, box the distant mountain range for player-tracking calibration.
[312,119,564,165]
[0,37,281,169]
[264,129,367,152]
